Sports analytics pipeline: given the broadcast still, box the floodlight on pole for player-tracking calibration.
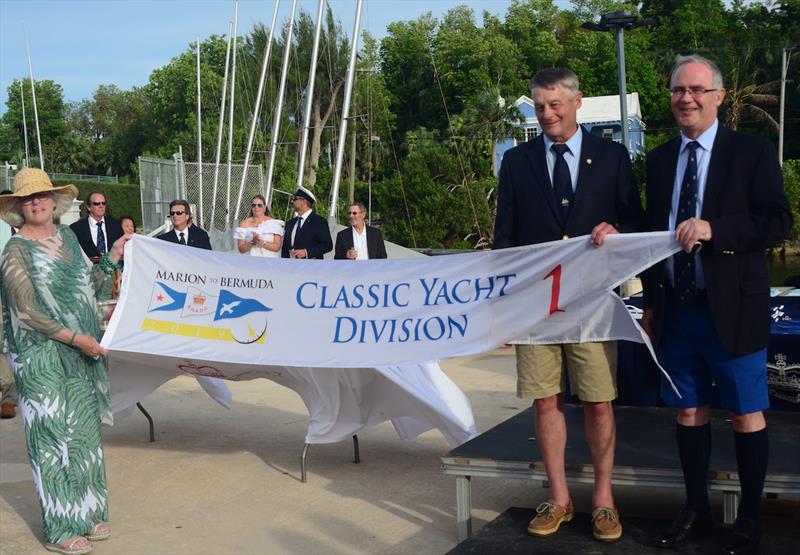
[581,10,654,155]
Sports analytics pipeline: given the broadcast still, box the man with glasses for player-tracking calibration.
[70,191,124,262]
[642,54,792,554]
[281,188,332,259]
[334,202,387,260]
[157,200,212,250]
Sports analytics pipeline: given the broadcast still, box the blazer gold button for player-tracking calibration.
[562,235,569,240]
[586,158,592,165]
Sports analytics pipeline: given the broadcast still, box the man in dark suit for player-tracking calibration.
[281,188,332,259]
[70,191,123,261]
[494,67,643,543]
[642,55,792,555]
[156,199,212,250]
[334,202,387,260]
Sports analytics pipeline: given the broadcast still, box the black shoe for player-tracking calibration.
[722,516,760,555]
[654,508,713,548]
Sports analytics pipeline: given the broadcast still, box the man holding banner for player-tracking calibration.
[494,68,643,542]
[643,55,793,554]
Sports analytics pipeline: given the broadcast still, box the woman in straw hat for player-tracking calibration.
[0,168,130,555]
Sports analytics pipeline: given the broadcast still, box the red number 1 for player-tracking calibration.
[544,264,563,315]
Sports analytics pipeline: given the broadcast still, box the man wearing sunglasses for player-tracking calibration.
[156,199,212,250]
[334,202,387,260]
[70,190,124,262]
[281,188,332,259]
[642,55,792,554]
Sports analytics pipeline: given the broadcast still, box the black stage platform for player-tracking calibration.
[446,507,800,555]
[441,406,800,541]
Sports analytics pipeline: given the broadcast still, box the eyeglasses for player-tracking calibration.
[251,203,265,208]
[348,211,362,215]
[22,192,53,204]
[90,201,107,206]
[291,196,301,202]
[169,210,186,216]
[669,87,719,98]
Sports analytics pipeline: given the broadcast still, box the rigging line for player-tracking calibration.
[425,38,484,241]
[378,90,417,248]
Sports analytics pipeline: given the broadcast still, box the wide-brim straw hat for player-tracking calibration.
[0,168,78,228]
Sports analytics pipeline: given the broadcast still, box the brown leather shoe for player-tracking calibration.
[592,506,622,542]
[0,402,15,419]
[527,501,573,537]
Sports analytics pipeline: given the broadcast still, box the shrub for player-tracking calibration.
[53,179,142,228]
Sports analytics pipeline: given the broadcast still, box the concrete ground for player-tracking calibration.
[0,348,785,555]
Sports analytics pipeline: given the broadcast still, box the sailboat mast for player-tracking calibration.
[264,0,298,205]
[20,81,30,168]
[234,0,281,219]
[295,0,326,191]
[196,37,204,227]
[225,0,240,227]
[209,22,234,229]
[23,26,44,170]
[328,0,364,225]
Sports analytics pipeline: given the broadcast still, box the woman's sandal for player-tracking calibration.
[85,521,111,541]
[44,536,93,555]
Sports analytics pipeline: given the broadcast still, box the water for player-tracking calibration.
[768,256,800,286]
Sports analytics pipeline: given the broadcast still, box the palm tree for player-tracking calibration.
[723,47,779,131]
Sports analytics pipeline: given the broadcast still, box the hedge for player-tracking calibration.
[52,179,142,229]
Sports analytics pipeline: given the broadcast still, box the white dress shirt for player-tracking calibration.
[89,217,107,252]
[351,226,369,260]
[542,125,583,192]
[291,209,312,247]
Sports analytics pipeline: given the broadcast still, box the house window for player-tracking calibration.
[525,127,538,142]
[602,128,614,140]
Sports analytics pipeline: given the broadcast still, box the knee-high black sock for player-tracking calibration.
[676,423,711,513]
[734,428,769,519]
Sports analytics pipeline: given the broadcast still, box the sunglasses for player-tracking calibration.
[251,203,265,208]
[348,211,362,215]
[91,201,107,206]
[169,210,186,216]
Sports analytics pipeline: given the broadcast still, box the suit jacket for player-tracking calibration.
[494,128,643,249]
[334,225,388,259]
[70,217,124,258]
[281,212,333,259]
[156,224,212,250]
[641,125,792,355]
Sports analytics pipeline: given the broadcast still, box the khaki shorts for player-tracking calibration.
[515,341,617,402]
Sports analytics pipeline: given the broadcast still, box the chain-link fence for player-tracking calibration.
[138,155,265,245]
[1,166,118,191]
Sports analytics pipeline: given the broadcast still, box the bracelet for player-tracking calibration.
[68,330,78,346]
[98,252,121,276]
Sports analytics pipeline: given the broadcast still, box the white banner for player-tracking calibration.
[104,233,679,365]
[101,232,681,445]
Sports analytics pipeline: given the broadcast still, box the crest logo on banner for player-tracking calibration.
[142,282,272,345]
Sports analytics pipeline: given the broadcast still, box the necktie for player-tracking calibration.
[292,217,304,246]
[673,141,700,302]
[551,143,574,223]
[96,221,106,253]
[178,232,186,245]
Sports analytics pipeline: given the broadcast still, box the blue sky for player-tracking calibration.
[0,0,572,114]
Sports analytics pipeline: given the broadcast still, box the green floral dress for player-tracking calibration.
[1,225,112,544]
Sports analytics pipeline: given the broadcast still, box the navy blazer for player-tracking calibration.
[334,226,388,259]
[494,128,643,248]
[156,224,212,250]
[281,212,333,259]
[642,125,792,355]
[70,217,124,258]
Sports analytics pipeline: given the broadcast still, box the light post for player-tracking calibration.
[582,10,653,154]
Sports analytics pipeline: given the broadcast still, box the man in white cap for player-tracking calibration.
[281,187,332,259]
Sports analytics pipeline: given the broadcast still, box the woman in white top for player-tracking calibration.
[235,194,284,257]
